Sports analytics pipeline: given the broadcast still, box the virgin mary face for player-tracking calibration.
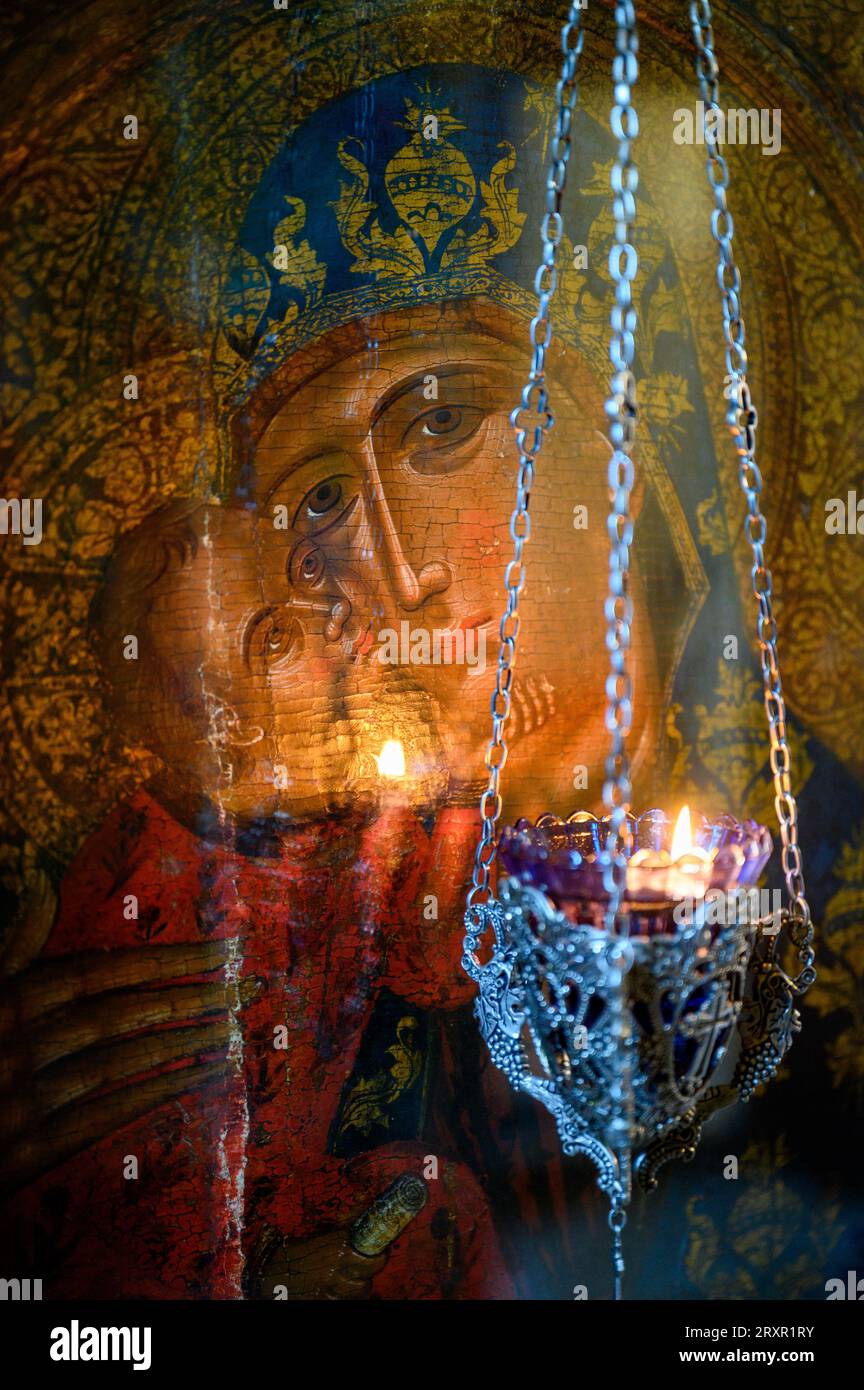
[241,299,662,822]
[96,301,662,828]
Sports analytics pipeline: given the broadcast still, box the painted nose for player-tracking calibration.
[360,435,454,611]
[394,557,454,612]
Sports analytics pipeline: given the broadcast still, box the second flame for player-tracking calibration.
[670,804,693,859]
[376,739,406,779]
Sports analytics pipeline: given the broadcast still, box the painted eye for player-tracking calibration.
[246,609,305,672]
[307,478,343,518]
[423,406,463,436]
[289,538,326,589]
[292,474,359,536]
[401,403,488,475]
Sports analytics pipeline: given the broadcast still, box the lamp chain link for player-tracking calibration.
[601,1,640,933]
[467,2,586,910]
[690,0,815,992]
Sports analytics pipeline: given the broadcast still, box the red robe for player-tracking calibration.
[5,788,515,1299]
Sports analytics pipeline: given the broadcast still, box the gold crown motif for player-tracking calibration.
[331,89,526,276]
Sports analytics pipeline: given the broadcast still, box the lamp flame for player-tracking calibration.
[376,739,406,779]
[671,805,693,859]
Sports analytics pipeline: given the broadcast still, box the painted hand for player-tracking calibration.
[0,938,255,1196]
[252,1226,387,1300]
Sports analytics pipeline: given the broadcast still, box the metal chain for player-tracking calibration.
[609,1202,627,1301]
[467,3,587,910]
[690,0,815,991]
[601,1,640,934]
[605,931,635,1298]
[604,0,643,1246]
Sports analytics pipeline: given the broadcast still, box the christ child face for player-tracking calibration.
[94,497,444,826]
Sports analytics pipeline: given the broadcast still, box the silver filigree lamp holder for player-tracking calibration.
[462,1,816,1299]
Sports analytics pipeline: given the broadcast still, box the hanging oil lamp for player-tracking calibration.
[461,0,816,1299]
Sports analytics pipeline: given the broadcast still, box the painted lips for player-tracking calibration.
[457,613,494,633]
